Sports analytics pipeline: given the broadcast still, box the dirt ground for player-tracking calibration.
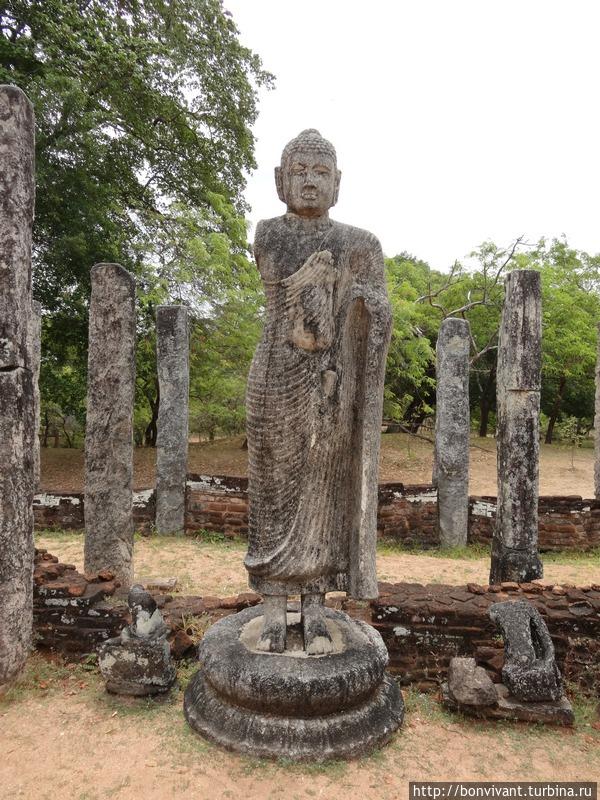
[38,433,597,497]
[2,655,599,800]
[14,444,599,799]
[2,533,599,800]
[35,533,600,597]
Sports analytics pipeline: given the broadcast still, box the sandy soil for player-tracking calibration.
[35,534,600,597]
[2,534,595,799]
[38,433,597,497]
[1,653,598,800]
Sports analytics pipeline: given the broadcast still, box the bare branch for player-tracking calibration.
[388,422,493,453]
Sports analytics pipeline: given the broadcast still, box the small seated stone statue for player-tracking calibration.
[98,584,176,696]
[489,599,563,702]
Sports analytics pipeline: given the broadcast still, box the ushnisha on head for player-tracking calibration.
[275,129,342,219]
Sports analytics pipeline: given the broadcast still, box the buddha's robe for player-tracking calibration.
[244,213,392,599]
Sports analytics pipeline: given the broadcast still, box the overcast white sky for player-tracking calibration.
[224,0,600,271]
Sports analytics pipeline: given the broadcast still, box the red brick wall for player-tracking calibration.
[185,474,249,538]
[33,476,600,553]
[33,548,600,697]
[468,494,600,552]
[372,580,600,693]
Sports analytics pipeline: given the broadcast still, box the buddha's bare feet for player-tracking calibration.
[256,595,287,653]
[302,593,334,655]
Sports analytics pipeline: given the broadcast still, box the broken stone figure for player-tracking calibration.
[445,656,498,708]
[489,600,563,702]
[98,584,175,696]
[443,600,573,725]
[184,130,404,760]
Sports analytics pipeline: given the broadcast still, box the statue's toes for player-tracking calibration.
[256,625,286,654]
[306,635,334,656]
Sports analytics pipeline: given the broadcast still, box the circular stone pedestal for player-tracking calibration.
[184,605,404,761]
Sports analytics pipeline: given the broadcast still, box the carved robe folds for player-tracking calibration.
[245,214,392,598]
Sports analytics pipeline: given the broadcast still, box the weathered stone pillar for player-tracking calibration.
[155,305,189,534]
[84,263,136,586]
[435,317,470,547]
[490,270,543,584]
[594,323,600,499]
[0,86,35,689]
[28,301,42,490]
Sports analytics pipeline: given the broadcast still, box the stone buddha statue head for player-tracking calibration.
[275,129,342,219]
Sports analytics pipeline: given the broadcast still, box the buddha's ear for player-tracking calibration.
[275,166,285,203]
[331,169,342,206]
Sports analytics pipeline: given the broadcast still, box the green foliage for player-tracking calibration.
[388,237,600,441]
[522,239,600,442]
[1,0,272,439]
[384,254,436,426]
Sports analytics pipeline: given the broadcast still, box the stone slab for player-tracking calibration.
[442,682,574,726]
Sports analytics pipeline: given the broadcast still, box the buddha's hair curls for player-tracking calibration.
[280,129,337,168]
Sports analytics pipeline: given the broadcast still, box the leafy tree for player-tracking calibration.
[557,415,585,469]
[158,207,264,443]
[523,239,600,443]
[413,239,524,437]
[0,0,272,439]
[384,254,436,431]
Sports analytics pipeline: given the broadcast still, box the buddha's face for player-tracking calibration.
[276,150,341,218]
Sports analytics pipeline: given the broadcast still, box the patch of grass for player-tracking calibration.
[156,699,214,763]
[377,540,490,561]
[95,687,177,718]
[402,685,451,723]
[35,528,82,543]
[176,659,199,691]
[0,652,92,704]
[377,538,600,570]
[192,528,229,544]
[542,547,600,566]
[568,682,600,734]
[189,529,246,550]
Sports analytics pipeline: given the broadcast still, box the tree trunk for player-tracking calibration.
[545,375,567,444]
[403,394,429,434]
[42,409,50,447]
[62,421,73,448]
[144,380,160,447]
[479,365,496,438]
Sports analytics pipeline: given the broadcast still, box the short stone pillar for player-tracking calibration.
[490,270,543,584]
[28,301,42,490]
[594,322,600,499]
[155,305,189,534]
[84,263,136,586]
[0,85,36,689]
[435,317,470,547]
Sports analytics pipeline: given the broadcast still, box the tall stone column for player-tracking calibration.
[156,305,189,534]
[0,86,35,689]
[28,300,42,490]
[490,270,543,584]
[435,317,470,547]
[84,263,136,586]
[594,323,600,499]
